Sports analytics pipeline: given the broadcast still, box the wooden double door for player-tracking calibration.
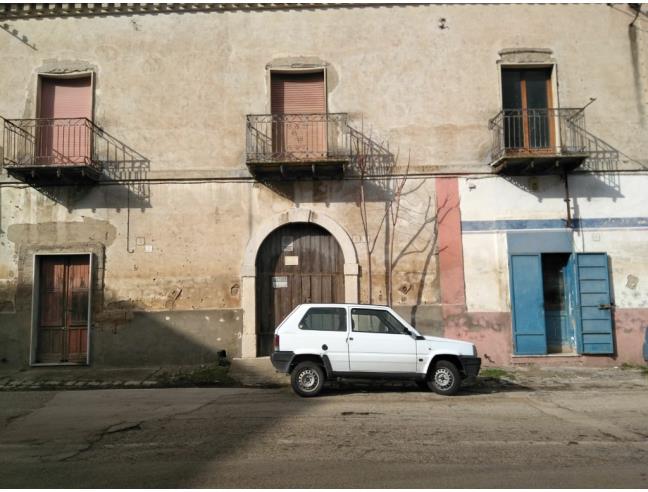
[256,223,345,356]
[36,255,91,364]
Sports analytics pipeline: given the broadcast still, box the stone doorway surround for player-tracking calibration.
[240,208,359,358]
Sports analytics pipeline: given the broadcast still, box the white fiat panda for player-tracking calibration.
[270,303,481,397]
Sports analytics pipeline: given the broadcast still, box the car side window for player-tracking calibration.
[350,308,408,335]
[299,308,347,332]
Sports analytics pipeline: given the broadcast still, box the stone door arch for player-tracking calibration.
[241,208,358,358]
[256,223,344,356]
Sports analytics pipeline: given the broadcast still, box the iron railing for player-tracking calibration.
[246,113,351,163]
[489,108,589,161]
[2,117,116,174]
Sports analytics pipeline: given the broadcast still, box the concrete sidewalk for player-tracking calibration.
[0,361,646,392]
[0,363,237,391]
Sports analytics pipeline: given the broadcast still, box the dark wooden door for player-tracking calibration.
[256,223,344,356]
[36,255,90,364]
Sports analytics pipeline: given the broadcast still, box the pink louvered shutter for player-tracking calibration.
[271,72,326,159]
[38,76,92,164]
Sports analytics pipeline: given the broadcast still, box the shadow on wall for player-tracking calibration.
[30,126,151,211]
[258,123,397,204]
[92,308,243,367]
[502,126,645,200]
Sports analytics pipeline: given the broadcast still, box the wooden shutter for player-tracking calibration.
[38,76,92,164]
[572,253,614,354]
[40,76,93,120]
[510,254,548,355]
[271,72,325,114]
[270,72,327,159]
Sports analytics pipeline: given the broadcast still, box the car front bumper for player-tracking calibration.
[458,356,481,378]
[270,351,294,373]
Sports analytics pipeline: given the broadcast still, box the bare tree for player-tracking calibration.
[352,123,390,304]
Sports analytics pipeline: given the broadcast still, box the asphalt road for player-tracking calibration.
[1,383,648,488]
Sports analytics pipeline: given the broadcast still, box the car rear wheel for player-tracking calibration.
[428,360,461,396]
[291,361,325,397]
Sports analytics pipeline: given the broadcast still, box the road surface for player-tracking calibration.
[1,383,647,487]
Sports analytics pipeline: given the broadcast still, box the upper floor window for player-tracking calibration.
[501,67,553,150]
[37,75,93,165]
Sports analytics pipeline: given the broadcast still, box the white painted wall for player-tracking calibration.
[460,174,648,311]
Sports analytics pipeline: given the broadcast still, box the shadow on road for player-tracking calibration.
[314,376,533,397]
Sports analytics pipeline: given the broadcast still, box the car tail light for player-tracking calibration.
[274,334,280,351]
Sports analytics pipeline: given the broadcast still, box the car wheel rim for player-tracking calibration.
[434,368,454,389]
[298,368,319,392]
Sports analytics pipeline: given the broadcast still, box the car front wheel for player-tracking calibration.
[428,360,461,396]
[291,361,325,397]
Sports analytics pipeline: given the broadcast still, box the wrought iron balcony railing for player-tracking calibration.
[488,108,589,162]
[2,117,117,179]
[246,113,351,164]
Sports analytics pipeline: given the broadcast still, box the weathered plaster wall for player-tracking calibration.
[459,174,648,365]
[0,4,645,173]
[0,4,646,366]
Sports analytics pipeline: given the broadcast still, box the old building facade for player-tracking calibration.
[1,3,646,368]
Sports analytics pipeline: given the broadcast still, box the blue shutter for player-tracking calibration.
[510,255,547,355]
[573,253,614,354]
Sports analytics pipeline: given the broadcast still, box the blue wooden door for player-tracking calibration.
[572,253,614,354]
[510,255,547,355]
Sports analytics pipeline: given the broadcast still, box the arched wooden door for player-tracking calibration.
[256,223,345,356]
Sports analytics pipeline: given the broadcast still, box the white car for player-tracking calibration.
[270,304,481,397]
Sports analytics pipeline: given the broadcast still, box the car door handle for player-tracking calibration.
[347,337,353,341]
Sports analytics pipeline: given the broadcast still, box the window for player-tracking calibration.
[270,70,327,159]
[38,75,93,165]
[501,67,553,151]
[351,308,408,335]
[299,307,347,332]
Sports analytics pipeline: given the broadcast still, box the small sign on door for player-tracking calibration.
[284,256,299,266]
[272,276,288,288]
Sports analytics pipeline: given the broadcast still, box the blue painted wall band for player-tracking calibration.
[462,217,648,232]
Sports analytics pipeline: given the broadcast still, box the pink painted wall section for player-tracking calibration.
[614,308,648,365]
[435,177,466,307]
[441,309,648,367]
[443,312,512,366]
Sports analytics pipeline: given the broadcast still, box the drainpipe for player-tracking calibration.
[563,171,573,229]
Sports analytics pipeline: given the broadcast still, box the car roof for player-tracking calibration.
[297,303,391,309]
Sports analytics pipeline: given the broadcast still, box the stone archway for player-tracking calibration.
[240,208,359,358]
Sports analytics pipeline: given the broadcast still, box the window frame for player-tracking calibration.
[350,307,410,335]
[298,306,348,333]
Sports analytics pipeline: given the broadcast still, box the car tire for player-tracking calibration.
[291,361,325,397]
[428,360,461,396]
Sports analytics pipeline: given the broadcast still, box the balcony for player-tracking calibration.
[246,113,351,179]
[488,108,591,175]
[2,117,108,184]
